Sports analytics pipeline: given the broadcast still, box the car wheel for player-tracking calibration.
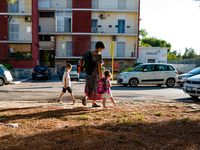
[166,78,175,87]
[0,78,4,86]
[129,78,138,87]
[190,95,199,100]
[157,84,162,87]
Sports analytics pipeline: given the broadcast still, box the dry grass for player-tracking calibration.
[0,104,200,150]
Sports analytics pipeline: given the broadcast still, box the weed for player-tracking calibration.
[123,118,128,123]
[77,115,90,120]
[96,112,100,115]
[123,112,129,117]
[106,121,109,123]
[137,116,144,121]
[117,138,124,143]
[169,112,176,116]
[117,119,120,122]
[82,122,87,126]
[155,111,163,116]
[22,119,27,123]
[182,117,190,122]
[10,128,14,137]
[126,120,136,127]
[65,132,68,135]
[87,112,92,115]
[94,115,103,120]
[107,112,112,115]
[138,112,143,115]
[131,112,137,115]
[133,138,141,143]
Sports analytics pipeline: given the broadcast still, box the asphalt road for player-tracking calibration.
[0,76,194,103]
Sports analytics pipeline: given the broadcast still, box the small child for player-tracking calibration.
[102,70,117,110]
[57,63,76,104]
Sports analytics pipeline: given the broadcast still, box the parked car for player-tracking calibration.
[59,65,79,81]
[32,65,52,80]
[0,64,13,86]
[183,75,200,99]
[177,67,200,86]
[117,63,178,87]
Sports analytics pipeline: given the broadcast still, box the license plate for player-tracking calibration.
[37,75,43,77]
[186,87,192,91]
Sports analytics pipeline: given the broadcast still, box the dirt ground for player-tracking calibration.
[0,100,200,150]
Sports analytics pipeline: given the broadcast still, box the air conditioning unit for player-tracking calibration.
[99,14,106,19]
[25,17,31,22]
[112,36,117,41]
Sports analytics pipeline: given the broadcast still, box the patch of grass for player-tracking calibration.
[155,111,163,116]
[87,112,92,115]
[131,112,137,115]
[22,119,27,123]
[126,120,137,127]
[93,115,103,120]
[123,112,129,117]
[138,112,143,115]
[106,121,109,123]
[117,138,124,143]
[169,112,176,116]
[96,112,100,115]
[82,122,87,126]
[133,138,141,143]
[137,116,144,121]
[113,114,122,118]
[117,119,120,122]
[76,115,90,120]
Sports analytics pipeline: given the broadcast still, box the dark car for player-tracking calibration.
[177,67,200,86]
[32,65,52,80]
[59,65,79,81]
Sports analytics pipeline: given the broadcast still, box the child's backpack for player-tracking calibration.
[77,50,96,76]
[97,78,107,94]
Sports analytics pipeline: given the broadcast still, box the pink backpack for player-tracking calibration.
[97,78,108,94]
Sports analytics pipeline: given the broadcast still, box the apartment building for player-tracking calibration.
[0,0,140,72]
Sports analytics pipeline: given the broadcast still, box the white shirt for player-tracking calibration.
[62,71,71,87]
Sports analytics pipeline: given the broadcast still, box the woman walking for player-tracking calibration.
[82,41,105,107]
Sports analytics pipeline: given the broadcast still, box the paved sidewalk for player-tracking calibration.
[10,77,32,84]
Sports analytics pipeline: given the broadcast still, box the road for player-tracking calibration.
[0,77,194,103]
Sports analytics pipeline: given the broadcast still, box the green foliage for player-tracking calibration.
[139,28,148,39]
[155,111,163,116]
[182,47,198,59]
[139,41,152,47]
[117,138,124,143]
[0,63,13,69]
[75,115,90,120]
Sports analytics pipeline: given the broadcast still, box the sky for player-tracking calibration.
[140,0,200,55]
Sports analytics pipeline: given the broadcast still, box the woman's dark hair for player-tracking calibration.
[104,70,112,78]
[95,41,105,49]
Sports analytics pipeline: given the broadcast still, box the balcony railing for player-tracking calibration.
[8,4,32,13]
[38,25,137,34]
[8,32,32,41]
[38,0,138,11]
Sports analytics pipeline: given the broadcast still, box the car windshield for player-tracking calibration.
[188,68,200,74]
[128,64,143,72]
[0,66,8,71]
[34,66,46,70]
[71,66,77,71]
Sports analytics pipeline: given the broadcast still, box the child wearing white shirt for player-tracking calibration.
[57,63,76,104]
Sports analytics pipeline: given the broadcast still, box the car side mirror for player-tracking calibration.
[143,69,147,72]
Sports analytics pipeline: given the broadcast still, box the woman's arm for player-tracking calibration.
[98,64,103,79]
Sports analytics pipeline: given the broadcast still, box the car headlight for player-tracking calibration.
[124,73,130,78]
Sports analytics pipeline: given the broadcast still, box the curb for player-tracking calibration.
[10,77,32,85]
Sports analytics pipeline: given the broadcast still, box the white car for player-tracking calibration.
[183,75,200,99]
[117,63,178,87]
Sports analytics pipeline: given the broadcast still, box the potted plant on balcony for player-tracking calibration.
[108,25,112,28]
[98,25,102,28]
[115,25,119,28]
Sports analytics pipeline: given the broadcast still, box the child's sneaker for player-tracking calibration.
[73,100,76,105]
[114,101,119,105]
[103,107,111,110]
[57,100,63,104]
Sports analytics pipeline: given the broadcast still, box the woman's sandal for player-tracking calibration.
[82,97,86,106]
[92,103,101,107]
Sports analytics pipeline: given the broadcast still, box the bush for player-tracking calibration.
[0,63,13,69]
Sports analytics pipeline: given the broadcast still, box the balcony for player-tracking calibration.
[8,2,32,15]
[38,25,137,35]
[8,32,32,43]
[39,41,55,50]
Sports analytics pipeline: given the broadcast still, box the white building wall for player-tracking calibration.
[137,47,168,63]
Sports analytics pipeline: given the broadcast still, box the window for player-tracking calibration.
[147,59,155,63]
[8,1,19,13]
[137,65,146,71]
[118,0,126,9]
[118,20,125,33]
[66,42,72,56]
[39,12,54,17]
[157,65,167,71]
[144,65,155,72]
[91,20,98,33]
[39,35,52,41]
[168,65,175,71]
[92,0,99,9]
[117,42,125,57]
[9,24,19,41]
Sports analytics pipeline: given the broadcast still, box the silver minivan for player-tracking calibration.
[117,63,178,87]
[0,65,13,86]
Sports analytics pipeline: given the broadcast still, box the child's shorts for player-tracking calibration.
[62,87,72,93]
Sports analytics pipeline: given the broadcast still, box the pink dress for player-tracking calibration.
[102,79,112,99]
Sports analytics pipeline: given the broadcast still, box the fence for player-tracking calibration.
[167,59,200,73]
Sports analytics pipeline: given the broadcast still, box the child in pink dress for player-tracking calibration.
[102,70,117,110]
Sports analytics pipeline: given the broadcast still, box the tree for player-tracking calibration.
[139,28,148,39]
[7,0,18,5]
[182,47,198,59]
[167,53,177,60]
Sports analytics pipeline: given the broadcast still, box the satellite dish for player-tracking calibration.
[10,47,14,53]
